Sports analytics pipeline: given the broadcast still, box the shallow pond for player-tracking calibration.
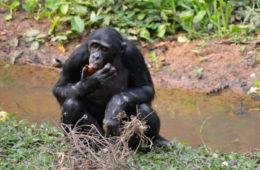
[0,61,259,153]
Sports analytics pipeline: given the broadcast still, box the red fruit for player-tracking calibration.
[83,65,96,75]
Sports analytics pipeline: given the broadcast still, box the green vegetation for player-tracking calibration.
[147,51,163,70]
[194,67,204,74]
[248,79,260,95]
[135,143,260,169]
[0,115,67,169]
[1,116,260,169]
[0,0,260,168]
[23,29,47,51]
[0,0,19,21]
[1,0,260,42]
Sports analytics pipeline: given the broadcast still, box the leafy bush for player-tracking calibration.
[41,0,234,40]
[1,0,260,41]
[0,0,20,20]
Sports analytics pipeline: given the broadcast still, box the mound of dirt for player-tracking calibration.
[145,39,260,94]
[1,8,259,94]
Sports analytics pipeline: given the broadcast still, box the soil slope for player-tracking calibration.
[1,9,259,94]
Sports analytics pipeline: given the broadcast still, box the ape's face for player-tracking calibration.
[87,28,126,70]
[88,40,112,70]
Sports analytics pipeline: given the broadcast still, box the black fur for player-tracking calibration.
[53,27,169,148]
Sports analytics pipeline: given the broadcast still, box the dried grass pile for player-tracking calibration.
[55,112,151,169]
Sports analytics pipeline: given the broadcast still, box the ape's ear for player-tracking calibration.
[121,41,127,53]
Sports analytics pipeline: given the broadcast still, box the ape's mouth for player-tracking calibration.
[89,62,104,70]
[83,63,101,75]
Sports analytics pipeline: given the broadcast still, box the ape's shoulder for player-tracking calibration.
[69,42,89,61]
[121,38,153,85]
[124,39,141,55]
[63,42,89,76]
[123,39,144,64]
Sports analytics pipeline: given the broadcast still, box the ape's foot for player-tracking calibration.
[153,135,173,148]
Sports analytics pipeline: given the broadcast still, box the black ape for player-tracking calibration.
[53,27,169,147]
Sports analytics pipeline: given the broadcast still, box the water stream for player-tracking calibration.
[0,60,259,153]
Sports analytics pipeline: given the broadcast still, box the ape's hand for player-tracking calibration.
[103,94,128,137]
[103,118,120,137]
[74,63,117,97]
[81,63,117,87]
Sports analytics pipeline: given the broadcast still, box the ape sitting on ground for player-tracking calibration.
[53,27,170,148]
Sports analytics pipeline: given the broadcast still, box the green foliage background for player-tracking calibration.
[1,0,260,41]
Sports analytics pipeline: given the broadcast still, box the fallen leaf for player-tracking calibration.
[171,41,175,47]
[10,50,23,65]
[58,44,66,53]
[5,14,12,21]
[153,41,167,48]
[10,37,19,47]
[24,29,40,37]
[0,111,9,121]
[249,107,260,112]
[247,87,258,94]
[177,34,190,43]
[45,42,52,47]
[30,41,40,51]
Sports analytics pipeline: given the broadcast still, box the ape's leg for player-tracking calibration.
[138,104,160,138]
[138,104,171,148]
[61,98,104,135]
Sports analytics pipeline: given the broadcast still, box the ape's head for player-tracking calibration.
[87,28,127,70]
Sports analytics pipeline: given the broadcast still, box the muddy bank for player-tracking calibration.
[0,9,260,94]
[147,39,260,94]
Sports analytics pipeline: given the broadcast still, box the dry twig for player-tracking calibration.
[55,112,150,169]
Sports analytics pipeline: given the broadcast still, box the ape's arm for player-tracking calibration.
[53,70,100,105]
[53,43,117,105]
[103,40,155,136]
[52,43,98,105]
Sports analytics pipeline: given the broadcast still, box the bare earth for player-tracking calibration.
[1,9,260,94]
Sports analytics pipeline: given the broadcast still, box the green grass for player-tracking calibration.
[0,115,68,169]
[135,143,260,169]
[1,116,259,169]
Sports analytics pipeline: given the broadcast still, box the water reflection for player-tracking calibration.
[154,88,260,153]
[0,61,60,124]
[0,61,259,153]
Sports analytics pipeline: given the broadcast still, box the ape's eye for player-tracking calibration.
[92,43,98,48]
[101,47,108,51]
